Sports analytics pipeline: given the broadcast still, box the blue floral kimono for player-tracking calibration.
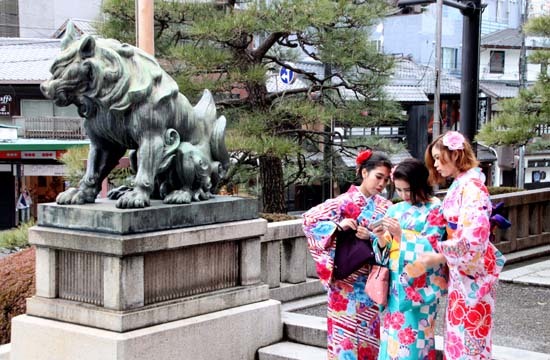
[373,199,447,360]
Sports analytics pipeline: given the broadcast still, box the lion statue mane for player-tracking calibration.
[41,23,229,208]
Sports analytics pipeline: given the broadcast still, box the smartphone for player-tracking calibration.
[369,218,384,229]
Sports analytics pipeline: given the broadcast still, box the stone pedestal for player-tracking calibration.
[9,197,283,359]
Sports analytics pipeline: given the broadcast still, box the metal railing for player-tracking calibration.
[13,116,87,140]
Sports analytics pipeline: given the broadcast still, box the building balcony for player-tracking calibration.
[12,116,87,140]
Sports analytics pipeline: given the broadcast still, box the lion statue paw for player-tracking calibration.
[56,187,96,205]
[163,190,192,204]
[116,190,150,209]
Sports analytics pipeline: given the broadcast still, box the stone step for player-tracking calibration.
[258,342,326,360]
[277,310,550,360]
[269,279,325,303]
[282,312,326,348]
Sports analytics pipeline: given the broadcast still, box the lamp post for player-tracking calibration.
[397,0,485,144]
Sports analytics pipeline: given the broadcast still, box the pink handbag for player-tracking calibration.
[365,265,389,306]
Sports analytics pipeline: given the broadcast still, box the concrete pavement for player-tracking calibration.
[500,256,550,287]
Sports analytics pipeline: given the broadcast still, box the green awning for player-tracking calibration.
[0,139,89,151]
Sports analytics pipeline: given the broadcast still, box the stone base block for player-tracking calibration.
[269,278,325,303]
[10,300,282,360]
[27,284,269,332]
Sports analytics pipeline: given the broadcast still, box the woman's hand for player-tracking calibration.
[371,223,388,246]
[382,217,402,240]
[355,225,371,240]
[405,253,447,278]
[338,218,357,231]
[416,253,447,269]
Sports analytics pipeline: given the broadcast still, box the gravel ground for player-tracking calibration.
[295,265,550,354]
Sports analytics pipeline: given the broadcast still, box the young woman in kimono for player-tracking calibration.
[418,131,506,359]
[303,150,393,360]
[371,159,447,360]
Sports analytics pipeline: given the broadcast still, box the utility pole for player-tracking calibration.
[135,0,155,55]
[433,0,443,138]
[517,0,529,188]
[458,0,482,146]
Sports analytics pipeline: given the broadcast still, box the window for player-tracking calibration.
[489,51,505,74]
[442,47,458,71]
[370,40,382,53]
[21,100,80,117]
[0,0,19,37]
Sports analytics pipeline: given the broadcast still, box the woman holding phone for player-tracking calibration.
[371,159,447,360]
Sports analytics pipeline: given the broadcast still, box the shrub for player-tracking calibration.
[0,220,34,250]
[259,213,299,222]
[488,186,521,195]
[0,247,35,345]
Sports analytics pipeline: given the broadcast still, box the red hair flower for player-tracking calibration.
[355,149,373,166]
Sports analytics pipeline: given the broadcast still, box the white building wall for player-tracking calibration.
[480,48,542,82]
[18,0,102,38]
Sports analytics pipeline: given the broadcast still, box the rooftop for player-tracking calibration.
[0,38,61,84]
[481,28,550,50]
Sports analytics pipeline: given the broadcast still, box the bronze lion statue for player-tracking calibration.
[41,24,229,208]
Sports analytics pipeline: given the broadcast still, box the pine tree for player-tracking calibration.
[477,15,550,149]
[99,0,403,213]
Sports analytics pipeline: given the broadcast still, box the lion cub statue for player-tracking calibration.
[41,24,229,208]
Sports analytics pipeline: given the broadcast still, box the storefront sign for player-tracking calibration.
[0,150,66,160]
[0,95,13,116]
[21,151,58,159]
[22,164,66,176]
[0,150,20,159]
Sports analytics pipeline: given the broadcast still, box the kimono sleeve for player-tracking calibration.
[372,204,396,266]
[438,180,491,276]
[399,206,447,311]
[302,197,342,250]
[302,197,343,286]
[409,207,448,307]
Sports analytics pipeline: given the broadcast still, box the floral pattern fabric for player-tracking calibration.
[303,185,392,360]
[374,199,447,360]
[437,168,506,359]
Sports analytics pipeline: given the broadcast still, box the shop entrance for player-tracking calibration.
[0,171,15,229]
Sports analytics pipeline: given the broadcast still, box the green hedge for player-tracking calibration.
[487,186,521,195]
[0,220,34,250]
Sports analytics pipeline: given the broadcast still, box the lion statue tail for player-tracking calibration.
[210,115,230,174]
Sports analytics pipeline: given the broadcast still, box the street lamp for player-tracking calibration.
[397,0,485,144]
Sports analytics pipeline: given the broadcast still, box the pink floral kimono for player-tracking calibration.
[437,168,506,359]
[303,186,392,360]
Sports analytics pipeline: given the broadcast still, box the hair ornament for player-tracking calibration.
[356,149,373,166]
[442,131,465,150]
[390,165,398,182]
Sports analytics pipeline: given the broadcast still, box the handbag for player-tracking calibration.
[365,264,390,306]
[333,229,376,280]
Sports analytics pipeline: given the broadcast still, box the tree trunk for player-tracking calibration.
[259,154,286,213]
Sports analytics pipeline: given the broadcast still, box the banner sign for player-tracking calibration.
[0,95,13,116]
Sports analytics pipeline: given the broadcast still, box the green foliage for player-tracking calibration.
[528,138,550,152]
[477,15,550,147]
[487,186,521,195]
[58,146,134,188]
[58,145,89,187]
[0,247,35,345]
[0,220,34,249]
